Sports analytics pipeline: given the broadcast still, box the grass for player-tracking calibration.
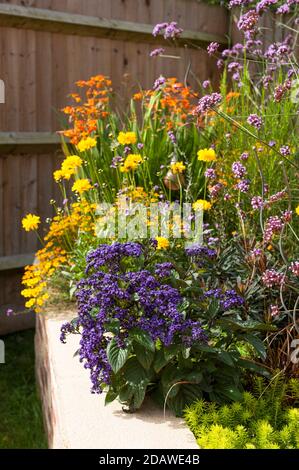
[0,329,47,448]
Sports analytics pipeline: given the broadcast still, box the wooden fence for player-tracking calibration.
[0,0,229,317]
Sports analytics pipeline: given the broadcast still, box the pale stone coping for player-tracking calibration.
[35,309,198,449]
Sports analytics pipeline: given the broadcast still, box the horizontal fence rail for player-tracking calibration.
[0,132,62,153]
[0,253,35,271]
[0,3,228,47]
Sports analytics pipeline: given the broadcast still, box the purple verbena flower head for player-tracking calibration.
[237,10,259,32]
[202,80,211,89]
[150,47,165,57]
[237,179,250,193]
[153,75,166,91]
[247,113,263,129]
[152,21,183,39]
[280,145,290,156]
[205,168,217,179]
[207,42,219,55]
[240,152,249,161]
[232,161,247,178]
[256,0,278,14]
[194,92,222,114]
[251,196,264,210]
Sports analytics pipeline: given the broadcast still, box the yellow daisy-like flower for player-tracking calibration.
[197,148,217,162]
[156,236,170,250]
[296,205,299,216]
[22,214,41,232]
[120,154,143,173]
[72,179,92,194]
[170,161,186,174]
[117,131,137,146]
[61,155,83,172]
[53,170,64,182]
[77,136,97,152]
[192,199,212,211]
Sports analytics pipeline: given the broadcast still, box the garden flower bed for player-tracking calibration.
[18,1,299,449]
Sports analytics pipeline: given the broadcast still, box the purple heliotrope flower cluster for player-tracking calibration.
[204,288,245,311]
[61,242,207,393]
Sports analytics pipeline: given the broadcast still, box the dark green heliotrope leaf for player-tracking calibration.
[217,384,244,401]
[167,384,203,416]
[107,338,130,374]
[216,351,236,367]
[217,318,277,332]
[132,383,147,409]
[129,328,155,352]
[124,357,151,384]
[153,349,168,373]
[134,342,154,370]
[241,333,267,360]
[118,384,134,403]
[105,389,118,406]
[237,358,271,377]
[164,343,183,361]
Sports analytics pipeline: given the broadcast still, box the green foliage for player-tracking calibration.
[0,330,47,449]
[185,376,299,449]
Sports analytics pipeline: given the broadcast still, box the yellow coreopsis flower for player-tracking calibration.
[117,131,137,145]
[53,170,64,182]
[170,161,186,174]
[61,155,83,172]
[72,179,92,194]
[22,214,41,232]
[156,236,170,250]
[192,199,212,211]
[77,136,97,152]
[120,154,143,173]
[296,205,299,216]
[197,148,217,162]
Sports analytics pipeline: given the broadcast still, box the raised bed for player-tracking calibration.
[35,308,198,449]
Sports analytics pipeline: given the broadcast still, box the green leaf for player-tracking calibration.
[194,343,218,354]
[218,384,243,401]
[132,383,147,409]
[217,351,235,367]
[167,384,202,417]
[105,389,118,405]
[153,349,168,373]
[129,328,155,352]
[242,333,267,360]
[134,342,154,370]
[184,371,203,384]
[118,384,134,403]
[124,357,150,384]
[164,343,182,361]
[161,364,184,393]
[217,318,277,333]
[107,339,130,374]
[237,358,271,377]
[104,318,120,335]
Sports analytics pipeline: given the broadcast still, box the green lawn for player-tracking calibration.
[0,329,47,448]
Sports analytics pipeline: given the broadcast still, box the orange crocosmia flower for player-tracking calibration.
[226,91,240,103]
[133,92,143,101]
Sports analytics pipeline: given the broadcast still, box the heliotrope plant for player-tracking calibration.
[60,239,275,415]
